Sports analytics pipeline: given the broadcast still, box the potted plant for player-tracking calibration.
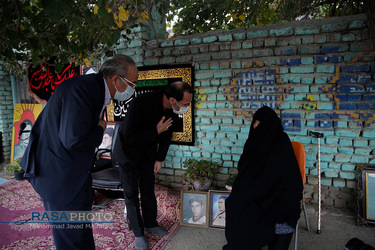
[182,158,220,191]
[225,174,237,191]
[4,158,24,181]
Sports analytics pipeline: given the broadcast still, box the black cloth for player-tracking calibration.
[225,106,303,250]
[113,90,175,236]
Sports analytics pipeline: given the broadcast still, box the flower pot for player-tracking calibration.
[14,170,25,181]
[192,180,212,191]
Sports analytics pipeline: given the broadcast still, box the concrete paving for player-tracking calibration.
[1,163,374,250]
[165,204,375,250]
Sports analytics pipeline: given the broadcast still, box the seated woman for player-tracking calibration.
[224,106,303,250]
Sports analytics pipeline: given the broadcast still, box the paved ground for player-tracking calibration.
[165,205,375,250]
[1,163,374,250]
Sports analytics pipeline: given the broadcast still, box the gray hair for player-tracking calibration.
[99,54,136,78]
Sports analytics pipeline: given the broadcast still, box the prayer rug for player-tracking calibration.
[0,180,181,249]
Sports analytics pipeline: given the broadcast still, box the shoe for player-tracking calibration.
[145,226,167,235]
[135,236,148,250]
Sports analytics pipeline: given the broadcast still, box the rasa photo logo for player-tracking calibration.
[31,211,114,224]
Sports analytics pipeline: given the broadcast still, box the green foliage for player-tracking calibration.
[225,174,237,187]
[167,0,366,36]
[182,158,220,181]
[0,0,167,76]
[4,158,23,173]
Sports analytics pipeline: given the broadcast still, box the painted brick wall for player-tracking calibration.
[118,14,374,209]
[0,63,13,163]
[0,14,373,209]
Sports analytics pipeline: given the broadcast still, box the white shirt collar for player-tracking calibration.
[103,78,111,107]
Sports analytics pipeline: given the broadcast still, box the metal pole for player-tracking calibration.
[317,137,321,234]
[309,131,324,234]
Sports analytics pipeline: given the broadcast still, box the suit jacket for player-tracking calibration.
[20,73,105,207]
[113,90,175,168]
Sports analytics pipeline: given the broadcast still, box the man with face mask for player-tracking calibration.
[20,54,138,250]
[113,81,193,250]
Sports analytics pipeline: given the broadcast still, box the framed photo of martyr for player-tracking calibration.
[209,190,230,229]
[96,122,116,160]
[358,164,375,225]
[180,191,209,228]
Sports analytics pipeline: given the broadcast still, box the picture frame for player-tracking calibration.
[11,103,44,164]
[209,190,230,229]
[80,64,98,75]
[358,164,375,225]
[96,121,116,160]
[180,191,209,228]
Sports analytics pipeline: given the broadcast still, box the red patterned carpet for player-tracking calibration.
[0,180,181,249]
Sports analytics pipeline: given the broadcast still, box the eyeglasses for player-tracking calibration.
[177,101,191,108]
[119,76,136,89]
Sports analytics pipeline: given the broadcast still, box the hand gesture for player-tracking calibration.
[98,120,107,130]
[157,116,172,135]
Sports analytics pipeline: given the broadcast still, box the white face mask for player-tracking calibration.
[172,101,190,115]
[114,85,135,102]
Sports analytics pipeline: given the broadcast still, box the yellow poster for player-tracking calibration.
[11,103,44,164]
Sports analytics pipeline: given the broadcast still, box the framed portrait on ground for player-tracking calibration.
[209,190,230,229]
[357,164,375,225]
[180,191,209,228]
[96,122,116,160]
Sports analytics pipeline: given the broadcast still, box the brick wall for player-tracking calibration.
[0,63,13,163]
[0,14,373,209]
[118,14,374,209]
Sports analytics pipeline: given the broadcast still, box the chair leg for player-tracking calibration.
[302,201,310,231]
[294,220,299,250]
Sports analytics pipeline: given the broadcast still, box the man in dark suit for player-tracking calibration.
[20,54,138,249]
[113,81,193,250]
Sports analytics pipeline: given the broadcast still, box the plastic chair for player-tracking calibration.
[291,141,310,250]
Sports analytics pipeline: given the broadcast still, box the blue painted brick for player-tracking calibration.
[354,140,369,147]
[290,66,314,74]
[270,27,294,36]
[321,178,332,186]
[280,58,288,65]
[321,45,341,53]
[357,75,371,83]
[337,84,364,93]
[325,171,339,178]
[191,38,202,44]
[316,65,335,73]
[347,94,362,102]
[295,26,319,35]
[203,36,218,43]
[341,64,370,72]
[314,112,331,119]
[364,94,375,101]
[320,121,333,128]
[339,171,356,179]
[341,164,355,171]
[334,120,348,128]
[335,94,347,101]
[301,57,314,64]
[351,155,369,163]
[316,55,325,64]
[338,73,357,82]
[354,148,371,156]
[333,179,345,187]
[281,112,302,118]
[288,58,301,65]
[338,103,356,109]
